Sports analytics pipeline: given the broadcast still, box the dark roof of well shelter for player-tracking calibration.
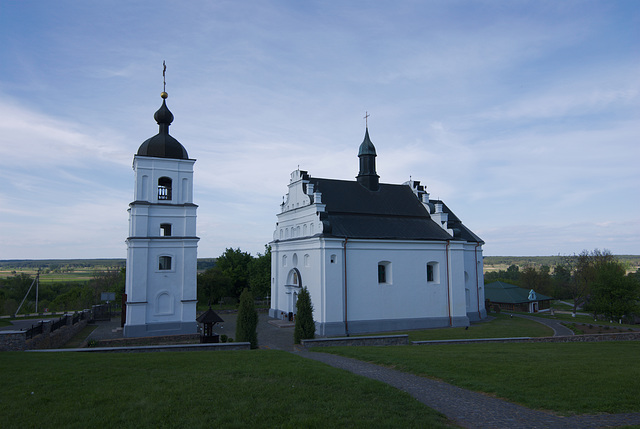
[306,178,482,243]
[485,281,553,304]
[196,307,224,324]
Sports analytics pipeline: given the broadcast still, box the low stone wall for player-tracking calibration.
[1,311,92,351]
[301,334,409,348]
[27,342,252,353]
[412,331,640,346]
[95,334,200,348]
[0,331,27,352]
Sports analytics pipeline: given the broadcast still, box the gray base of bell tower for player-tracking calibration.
[123,321,198,338]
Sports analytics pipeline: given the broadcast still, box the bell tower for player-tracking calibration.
[123,72,199,338]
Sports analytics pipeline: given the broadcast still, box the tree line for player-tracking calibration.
[0,269,125,316]
[197,246,271,306]
[485,249,640,322]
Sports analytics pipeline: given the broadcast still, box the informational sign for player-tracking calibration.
[101,292,116,302]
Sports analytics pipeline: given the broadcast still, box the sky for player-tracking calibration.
[0,1,638,260]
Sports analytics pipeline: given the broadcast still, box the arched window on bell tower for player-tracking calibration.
[158,177,172,201]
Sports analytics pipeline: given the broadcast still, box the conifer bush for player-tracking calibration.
[294,287,315,344]
[235,288,258,348]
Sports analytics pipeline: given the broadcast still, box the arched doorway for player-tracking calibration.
[284,268,302,321]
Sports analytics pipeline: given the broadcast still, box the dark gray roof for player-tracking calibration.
[137,98,189,160]
[306,178,482,243]
[436,200,484,243]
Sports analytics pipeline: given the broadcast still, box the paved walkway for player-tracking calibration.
[513,314,575,336]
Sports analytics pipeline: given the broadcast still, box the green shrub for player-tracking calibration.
[235,289,258,349]
[220,334,228,343]
[294,287,315,344]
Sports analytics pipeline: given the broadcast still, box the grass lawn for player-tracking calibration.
[0,350,452,429]
[0,319,12,327]
[510,310,639,330]
[357,313,553,341]
[318,341,640,415]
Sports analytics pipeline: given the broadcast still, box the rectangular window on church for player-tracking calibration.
[159,256,172,271]
[378,265,386,283]
[426,262,439,283]
[160,223,172,237]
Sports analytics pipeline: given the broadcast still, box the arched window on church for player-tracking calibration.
[378,261,392,284]
[158,177,172,201]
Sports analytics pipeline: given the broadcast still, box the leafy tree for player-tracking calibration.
[294,287,315,344]
[484,264,521,285]
[520,265,552,297]
[249,245,271,299]
[216,248,253,299]
[551,263,572,299]
[197,266,232,305]
[89,269,122,304]
[505,264,520,281]
[235,288,258,349]
[589,261,639,321]
[114,268,126,306]
[573,249,614,314]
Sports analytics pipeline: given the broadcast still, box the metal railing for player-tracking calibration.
[25,322,43,340]
[51,315,67,332]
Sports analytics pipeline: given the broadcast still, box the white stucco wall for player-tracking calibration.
[124,155,198,337]
[269,169,485,336]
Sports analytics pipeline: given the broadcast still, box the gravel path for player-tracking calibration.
[512,314,575,336]
[297,350,640,429]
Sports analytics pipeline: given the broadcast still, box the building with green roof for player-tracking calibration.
[485,281,552,313]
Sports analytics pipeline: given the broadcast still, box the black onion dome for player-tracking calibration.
[154,99,174,124]
[358,128,377,156]
[137,98,188,159]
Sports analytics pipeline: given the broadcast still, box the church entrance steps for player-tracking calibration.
[268,319,295,328]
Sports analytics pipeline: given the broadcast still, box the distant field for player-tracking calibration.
[483,255,640,273]
[0,258,217,278]
[0,268,105,283]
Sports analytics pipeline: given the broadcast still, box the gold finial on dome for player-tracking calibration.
[161,91,168,99]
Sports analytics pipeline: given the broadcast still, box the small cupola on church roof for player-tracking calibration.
[356,127,380,191]
[137,92,189,160]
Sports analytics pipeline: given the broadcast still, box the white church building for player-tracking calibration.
[269,128,485,336]
[123,91,199,338]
